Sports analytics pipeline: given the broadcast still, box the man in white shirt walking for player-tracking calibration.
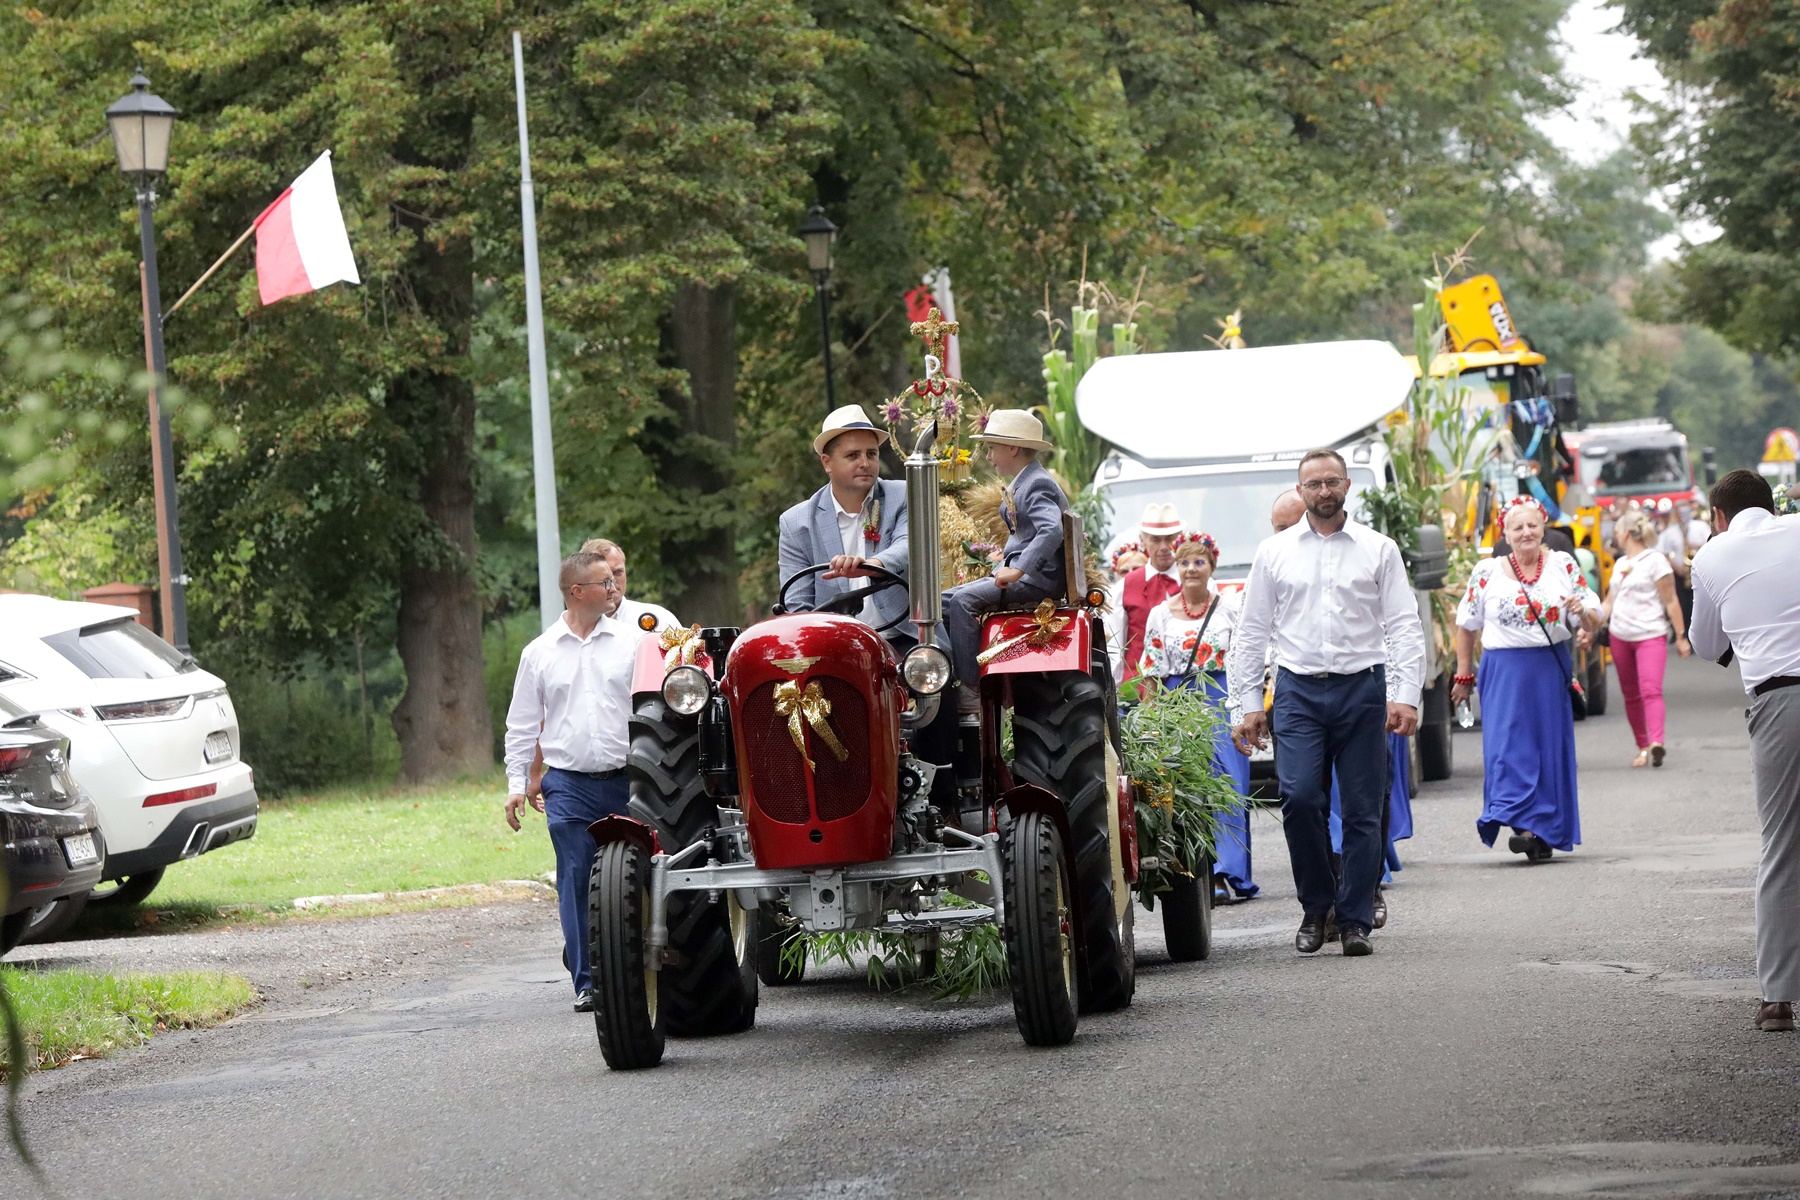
[1689,469,1800,1032]
[503,550,640,1012]
[1228,450,1426,956]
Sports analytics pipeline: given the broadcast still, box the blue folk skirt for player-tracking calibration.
[1166,671,1258,897]
[1475,644,1582,852]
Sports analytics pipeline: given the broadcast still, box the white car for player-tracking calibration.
[0,595,257,925]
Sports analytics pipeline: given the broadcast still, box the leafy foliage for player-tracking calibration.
[1120,679,1247,905]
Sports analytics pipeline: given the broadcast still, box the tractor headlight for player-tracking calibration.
[661,665,712,716]
[901,645,952,696]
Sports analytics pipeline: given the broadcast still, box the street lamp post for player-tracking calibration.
[106,71,188,652]
[796,204,838,412]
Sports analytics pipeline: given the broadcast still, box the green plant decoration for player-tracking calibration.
[1119,679,1249,906]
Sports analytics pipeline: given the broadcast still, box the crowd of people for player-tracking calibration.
[501,400,1800,1030]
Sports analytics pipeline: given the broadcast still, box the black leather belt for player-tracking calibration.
[552,766,627,780]
[1753,675,1800,699]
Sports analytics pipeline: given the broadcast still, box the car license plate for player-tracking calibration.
[204,731,233,764]
[63,833,99,868]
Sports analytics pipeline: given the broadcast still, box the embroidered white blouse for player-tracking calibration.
[1139,589,1240,678]
[1454,550,1598,649]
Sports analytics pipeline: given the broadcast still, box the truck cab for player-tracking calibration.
[1075,338,1456,785]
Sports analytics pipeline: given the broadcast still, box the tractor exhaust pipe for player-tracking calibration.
[905,421,942,646]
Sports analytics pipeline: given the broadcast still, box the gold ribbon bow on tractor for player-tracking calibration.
[772,680,848,771]
[660,624,703,671]
[977,599,1070,666]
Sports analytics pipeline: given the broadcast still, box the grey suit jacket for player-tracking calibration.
[1001,459,1068,595]
[777,479,911,633]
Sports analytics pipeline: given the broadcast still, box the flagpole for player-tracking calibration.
[513,30,561,630]
[162,222,255,324]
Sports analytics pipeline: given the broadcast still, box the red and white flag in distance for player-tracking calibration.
[253,151,360,306]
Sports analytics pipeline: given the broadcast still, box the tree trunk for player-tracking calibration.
[654,283,741,626]
[388,115,492,784]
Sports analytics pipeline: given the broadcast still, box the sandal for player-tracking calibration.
[1632,750,1650,769]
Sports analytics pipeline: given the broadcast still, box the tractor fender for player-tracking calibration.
[587,814,663,857]
[1117,774,1139,885]
[977,608,1094,677]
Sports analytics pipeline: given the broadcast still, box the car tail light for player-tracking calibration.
[96,697,190,721]
[0,745,36,773]
[143,782,217,808]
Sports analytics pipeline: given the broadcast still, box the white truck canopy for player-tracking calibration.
[1075,339,1416,465]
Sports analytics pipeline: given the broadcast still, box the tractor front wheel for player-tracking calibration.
[1011,672,1132,1013]
[627,695,758,1036]
[587,840,665,1070]
[1002,810,1078,1047]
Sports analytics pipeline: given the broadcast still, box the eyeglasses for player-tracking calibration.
[571,578,617,593]
[1299,477,1348,493]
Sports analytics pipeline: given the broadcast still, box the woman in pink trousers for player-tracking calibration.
[1601,509,1692,767]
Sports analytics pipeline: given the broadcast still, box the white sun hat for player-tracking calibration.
[813,405,892,456]
[972,408,1055,452]
[1138,502,1183,537]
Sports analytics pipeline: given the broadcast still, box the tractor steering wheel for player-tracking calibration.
[776,563,911,635]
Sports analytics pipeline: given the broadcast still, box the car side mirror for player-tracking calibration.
[1409,523,1449,591]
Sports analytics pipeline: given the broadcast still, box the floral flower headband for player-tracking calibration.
[1109,541,1146,573]
[1504,495,1548,523]
[1174,531,1219,560]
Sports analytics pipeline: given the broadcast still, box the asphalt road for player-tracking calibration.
[7,655,1800,1200]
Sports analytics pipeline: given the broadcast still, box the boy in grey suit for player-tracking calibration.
[942,410,1068,690]
[777,404,912,638]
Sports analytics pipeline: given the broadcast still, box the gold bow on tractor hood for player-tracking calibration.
[659,625,704,671]
[772,680,849,772]
[977,599,1071,666]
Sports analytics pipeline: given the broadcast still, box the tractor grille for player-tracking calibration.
[809,677,871,822]
[738,677,872,825]
[740,682,810,824]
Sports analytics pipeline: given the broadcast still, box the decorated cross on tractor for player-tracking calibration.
[910,306,960,365]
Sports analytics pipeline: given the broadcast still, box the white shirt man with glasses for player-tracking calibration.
[503,550,639,1013]
[1228,450,1425,958]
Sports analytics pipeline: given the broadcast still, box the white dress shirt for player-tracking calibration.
[1227,516,1427,711]
[616,595,680,633]
[1690,509,1800,694]
[503,612,640,795]
[833,493,875,622]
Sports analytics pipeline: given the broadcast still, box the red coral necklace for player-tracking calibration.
[1509,551,1544,587]
[1177,591,1212,620]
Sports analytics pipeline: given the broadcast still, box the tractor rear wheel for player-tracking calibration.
[587,840,665,1070]
[756,901,806,986]
[1011,671,1132,1014]
[1162,856,1214,963]
[626,696,757,1037]
[1002,810,1078,1047]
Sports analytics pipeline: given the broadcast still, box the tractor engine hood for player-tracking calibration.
[722,614,902,871]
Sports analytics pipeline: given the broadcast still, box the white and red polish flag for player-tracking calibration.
[253,151,360,306]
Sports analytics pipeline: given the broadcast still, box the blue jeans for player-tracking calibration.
[542,768,630,994]
[1273,667,1387,932]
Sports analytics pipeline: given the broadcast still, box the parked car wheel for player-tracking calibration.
[89,867,166,908]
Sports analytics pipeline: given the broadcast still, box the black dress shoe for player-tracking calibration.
[573,989,596,1013]
[1341,926,1373,957]
[1296,912,1333,954]
[1372,889,1388,930]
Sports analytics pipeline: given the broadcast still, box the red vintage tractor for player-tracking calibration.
[585,424,1143,1069]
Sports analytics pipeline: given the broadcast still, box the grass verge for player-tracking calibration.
[0,967,256,1074]
[66,772,554,938]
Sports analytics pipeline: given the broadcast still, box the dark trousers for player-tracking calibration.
[1273,667,1387,931]
[542,767,630,995]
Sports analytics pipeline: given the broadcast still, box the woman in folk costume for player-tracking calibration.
[1109,503,1186,682]
[1451,496,1602,861]
[1138,533,1258,901]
